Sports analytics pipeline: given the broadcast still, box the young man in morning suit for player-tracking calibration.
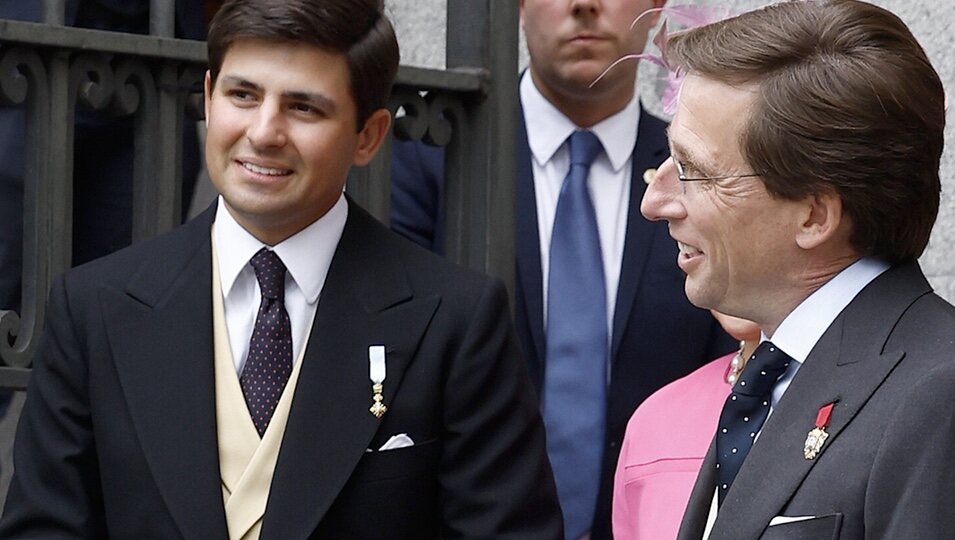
[640,1,955,537]
[0,1,563,538]
[391,1,735,537]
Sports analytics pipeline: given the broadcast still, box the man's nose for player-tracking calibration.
[247,102,287,149]
[570,0,599,17]
[641,156,687,222]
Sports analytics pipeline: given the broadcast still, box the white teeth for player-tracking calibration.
[242,162,291,176]
[678,241,702,257]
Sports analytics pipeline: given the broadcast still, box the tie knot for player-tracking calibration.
[734,341,791,397]
[568,130,602,168]
[250,248,287,300]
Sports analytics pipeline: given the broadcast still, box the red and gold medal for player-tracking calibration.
[804,402,835,460]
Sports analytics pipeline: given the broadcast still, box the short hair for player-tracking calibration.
[668,0,945,263]
[207,0,400,129]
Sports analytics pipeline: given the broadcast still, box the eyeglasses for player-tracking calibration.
[674,159,761,183]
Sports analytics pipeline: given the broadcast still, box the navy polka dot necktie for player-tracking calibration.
[715,341,791,505]
[241,248,293,437]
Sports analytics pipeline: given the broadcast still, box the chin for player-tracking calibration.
[684,280,718,311]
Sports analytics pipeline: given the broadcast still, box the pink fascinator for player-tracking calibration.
[591,5,734,113]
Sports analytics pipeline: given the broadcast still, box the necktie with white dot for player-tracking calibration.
[715,340,791,505]
[240,248,293,437]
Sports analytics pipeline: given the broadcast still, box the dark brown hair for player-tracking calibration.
[207,0,399,129]
[668,0,945,263]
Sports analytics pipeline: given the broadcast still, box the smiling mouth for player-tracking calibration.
[240,161,292,176]
[677,241,703,259]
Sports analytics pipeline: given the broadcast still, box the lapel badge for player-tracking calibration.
[643,168,657,185]
[804,401,836,460]
[368,345,388,418]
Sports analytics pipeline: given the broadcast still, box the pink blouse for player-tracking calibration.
[611,352,735,540]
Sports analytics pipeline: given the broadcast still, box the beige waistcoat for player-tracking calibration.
[211,236,311,540]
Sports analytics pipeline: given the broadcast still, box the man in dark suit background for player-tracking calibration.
[391,1,735,537]
[639,1,955,538]
[0,0,563,537]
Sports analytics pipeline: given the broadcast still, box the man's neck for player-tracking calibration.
[759,254,862,338]
[529,67,636,128]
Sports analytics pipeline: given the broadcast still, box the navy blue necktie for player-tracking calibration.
[241,248,293,437]
[543,130,607,538]
[716,341,791,505]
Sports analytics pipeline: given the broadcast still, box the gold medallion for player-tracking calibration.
[369,383,388,418]
[803,427,828,460]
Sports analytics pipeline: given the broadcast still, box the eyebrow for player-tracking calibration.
[665,126,718,174]
[219,75,337,114]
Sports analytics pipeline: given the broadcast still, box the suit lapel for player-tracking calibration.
[678,437,719,540]
[261,203,439,539]
[514,105,546,369]
[610,106,669,360]
[101,205,228,539]
[710,263,930,538]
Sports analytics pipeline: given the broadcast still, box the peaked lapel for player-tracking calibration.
[706,263,930,539]
[610,108,669,361]
[261,201,440,539]
[101,204,228,540]
[514,104,671,370]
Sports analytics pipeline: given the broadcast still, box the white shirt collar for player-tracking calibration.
[213,193,348,304]
[766,257,891,364]
[520,71,641,172]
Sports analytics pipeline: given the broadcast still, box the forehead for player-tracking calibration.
[669,74,757,169]
[218,38,351,91]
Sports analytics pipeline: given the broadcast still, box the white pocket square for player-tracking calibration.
[769,515,817,526]
[378,433,414,451]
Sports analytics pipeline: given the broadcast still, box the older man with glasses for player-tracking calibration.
[641,1,955,539]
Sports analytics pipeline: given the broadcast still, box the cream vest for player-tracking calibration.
[211,235,311,540]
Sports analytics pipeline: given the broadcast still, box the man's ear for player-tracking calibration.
[353,108,392,166]
[204,70,212,127]
[795,189,848,251]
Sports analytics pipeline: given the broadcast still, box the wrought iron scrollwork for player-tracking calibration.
[0,46,36,105]
[392,86,428,142]
[425,91,465,147]
[112,58,156,116]
[70,52,114,113]
[0,45,50,369]
[390,87,465,148]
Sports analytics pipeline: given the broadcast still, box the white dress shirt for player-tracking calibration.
[213,194,347,374]
[521,72,642,334]
[763,257,890,419]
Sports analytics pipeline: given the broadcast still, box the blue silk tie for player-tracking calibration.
[716,341,791,505]
[543,130,607,538]
[241,248,293,437]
